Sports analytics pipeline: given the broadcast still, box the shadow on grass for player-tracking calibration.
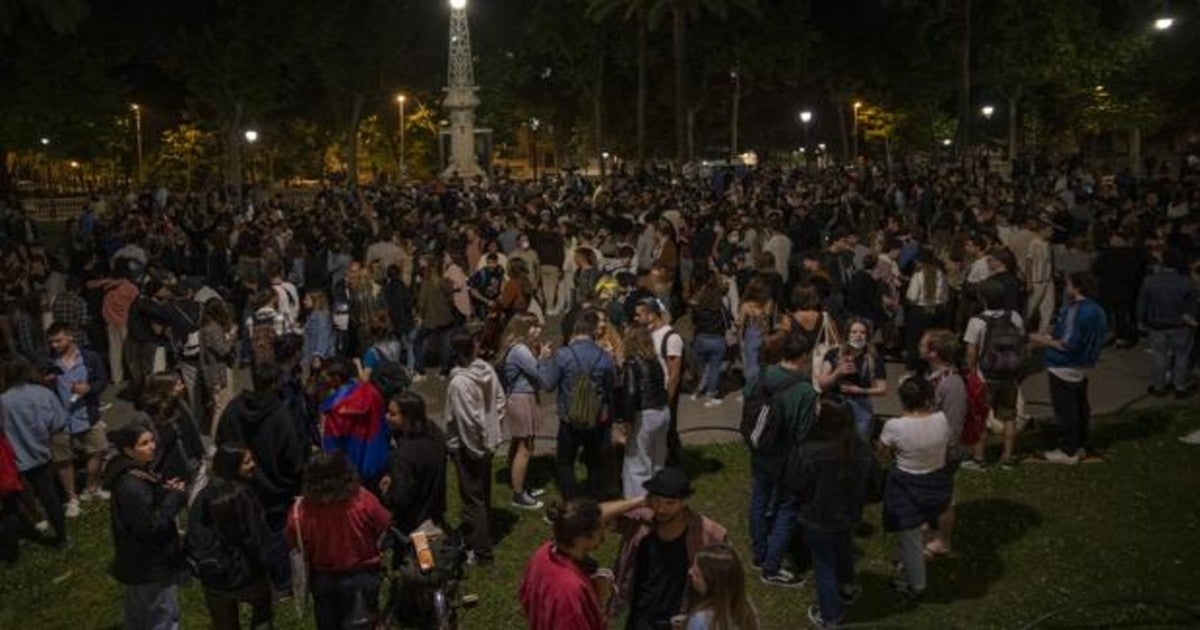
[849,498,1043,623]
[679,445,726,483]
[1018,408,1174,456]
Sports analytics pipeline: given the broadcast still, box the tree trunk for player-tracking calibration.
[957,0,972,164]
[227,102,244,209]
[1007,91,1019,164]
[884,135,893,170]
[636,11,647,168]
[347,93,365,186]
[730,70,741,158]
[0,144,12,196]
[828,85,849,163]
[687,102,702,162]
[1129,126,1141,179]
[594,46,605,175]
[672,0,687,165]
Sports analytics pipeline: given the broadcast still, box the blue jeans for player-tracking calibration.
[748,457,798,574]
[692,334,726,396]
[413,325,455,375]
[742,327,764,386]
[123,581,180,630]
[804,527,855,623]
[1147,327,1193,391]
[556,423,608,499]
[311,569,381,630]
[845,395,875,442]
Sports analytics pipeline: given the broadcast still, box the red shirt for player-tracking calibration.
[519,542,605,630]
[286,487,391,572]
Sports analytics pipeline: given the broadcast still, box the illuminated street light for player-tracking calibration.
[130,103,143,185]
[396,94,407,178]
[981,105,995,119]
[799,110,813,124]
[1154,17,1174,30]
[40,137,49,146]
[942,138,952,146]
[450,0,466,9]
[852,101,863,159]
[244,130,259,143]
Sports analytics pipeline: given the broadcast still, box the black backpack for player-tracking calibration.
[185,510,253,591]
[979,311,1026,380]
[369,340,411,399]
[740,371,808,454]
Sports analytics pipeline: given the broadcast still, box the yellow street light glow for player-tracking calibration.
[397,94,406,103]
[1154,17,1174,30]
[799,110,813,123]
[450,0,467,8]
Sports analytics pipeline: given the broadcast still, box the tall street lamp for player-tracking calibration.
[131,104,143,186]
[852,101,862,161]
[799,110,813,167]
[1154,17,1174,30]
[396,94,407,179]
[244,130,259,185]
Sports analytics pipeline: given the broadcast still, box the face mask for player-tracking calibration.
[848,338,867,350]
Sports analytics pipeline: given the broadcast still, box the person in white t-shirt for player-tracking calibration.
[878,377,951,600]
[962,281,1025,469]
[635,298,684,467]
[268,263,300,335]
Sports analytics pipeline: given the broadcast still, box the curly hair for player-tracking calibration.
[301,451,360,505]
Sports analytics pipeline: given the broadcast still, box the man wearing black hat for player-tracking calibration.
[610,468,727,629]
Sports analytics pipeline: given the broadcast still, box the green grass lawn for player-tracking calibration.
[4,404,1200,629]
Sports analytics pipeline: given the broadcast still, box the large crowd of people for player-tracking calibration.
[0,154,1197,628]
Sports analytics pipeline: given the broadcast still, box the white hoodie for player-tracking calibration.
[446,359,507,458]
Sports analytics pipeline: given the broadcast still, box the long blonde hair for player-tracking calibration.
[498,313,540,361]
[687,544,759,630]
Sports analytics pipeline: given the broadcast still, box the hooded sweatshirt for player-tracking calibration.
[216,391,306,516]
[446,359,506,459]
[103,454,187,585]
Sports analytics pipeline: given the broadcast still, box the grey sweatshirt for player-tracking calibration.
[445,360,506,458]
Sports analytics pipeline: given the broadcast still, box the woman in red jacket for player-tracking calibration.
[287,451,392,630]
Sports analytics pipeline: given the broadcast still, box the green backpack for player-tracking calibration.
[566,347,604,429]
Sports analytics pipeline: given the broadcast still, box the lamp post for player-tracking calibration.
[244,130,259,185]
[529,117,542,181]
[1154,17,1174,30]
[799,110,812,168]
[396,94,407,179]
[852,101,862,162]
[131,104,143,186]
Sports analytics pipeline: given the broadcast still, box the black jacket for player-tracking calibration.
[103,455,187,585]
[383,432,448,534]
[792,437,880,532]
[216,392,306,517]
[620,357,668,422]
[186,480,272,590]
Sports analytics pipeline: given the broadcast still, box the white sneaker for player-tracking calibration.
[704,397,724,408]
[64,498,81,518]
[1180,429,1200,445]
[84,488,111,501]
[690,393,701,403]
[1041,449,1080,465]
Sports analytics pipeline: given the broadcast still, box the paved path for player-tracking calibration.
[100,340,1184,452]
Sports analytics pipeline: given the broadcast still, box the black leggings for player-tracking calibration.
[21,463,66,544]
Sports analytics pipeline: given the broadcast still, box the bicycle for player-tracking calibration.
[375,523,477,630]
